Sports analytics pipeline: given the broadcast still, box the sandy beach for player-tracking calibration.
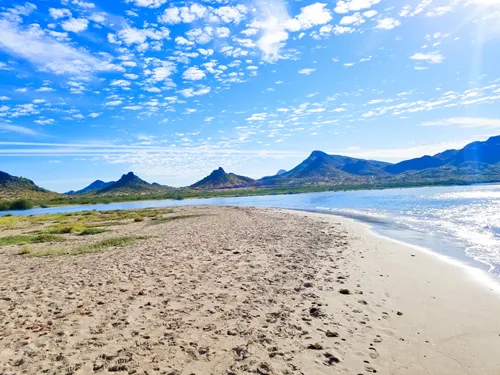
[1,206,500,375]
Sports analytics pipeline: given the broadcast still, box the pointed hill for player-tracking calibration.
[190,167,255,189]
[96,172,168,195]
[0,170,60,201]
[258,151,391,186]
[65,180,114,195]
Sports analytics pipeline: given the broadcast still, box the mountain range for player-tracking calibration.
[2,135,500,201]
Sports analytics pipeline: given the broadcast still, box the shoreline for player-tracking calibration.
[1,206,500,374]
[3,180,499,215]
[288,209,500,294]
[283,208,500,374]
[298,208,500,294]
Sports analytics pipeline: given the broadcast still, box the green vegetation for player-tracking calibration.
[19,236,144,257]
[79,228,108,235]
[0,233,65,246]
[43,223,87,234]
[0,199,34,211]
[0,207,179,258]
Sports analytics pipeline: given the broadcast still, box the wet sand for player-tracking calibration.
[1,206,499,375]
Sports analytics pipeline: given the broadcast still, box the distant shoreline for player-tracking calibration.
[3,179,500,213]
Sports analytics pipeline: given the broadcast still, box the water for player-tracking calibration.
[3,184,500,279]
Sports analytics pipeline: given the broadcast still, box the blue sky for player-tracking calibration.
[1,0,500,192]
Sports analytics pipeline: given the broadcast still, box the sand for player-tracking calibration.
[0,206,499,375]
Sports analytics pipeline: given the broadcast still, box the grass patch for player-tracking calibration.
[78,228,108,236]
[43,223,87,234]
[20,236,145,257]
[0,234,65,246]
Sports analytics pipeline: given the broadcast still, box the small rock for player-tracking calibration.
[339,289,352,295]
[12,357,24,367]
[397,311,403,316]
[309,307,322,318]
[256,362,273,375]
[307,343,323,350]
[325,330,339,338]
[323,352,341,366]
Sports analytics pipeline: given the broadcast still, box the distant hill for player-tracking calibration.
[0,171,60,201]
[191,167,255,189]
[386,135,500,174]
[16,135,500,203]
[94,172,163,195]
[66,180,114,195]
[258,151,391,186]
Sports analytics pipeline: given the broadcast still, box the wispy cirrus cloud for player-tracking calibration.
[420,117,500,128]
[0,124,39,136]
[0,19,122,75]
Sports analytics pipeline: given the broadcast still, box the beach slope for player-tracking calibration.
[0,206,499,375]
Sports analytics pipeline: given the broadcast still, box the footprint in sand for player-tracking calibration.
[368,347,379,359]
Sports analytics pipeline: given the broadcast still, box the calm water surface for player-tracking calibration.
[4,184,500,278]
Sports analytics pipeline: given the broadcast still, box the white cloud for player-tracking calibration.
[216,27,230,38]
[88,112,101,118]
[0,96,10,100]
[253,0,290,62]
[71,0,95,9]
[125,0,167,8]
[0,124,38,135]
[420,117,500,128]
[110,79,131,87]
[34,118,55,125]
[177,86,211,97]
[158,4,246,25]
[473,0,500,7]
[49,8,72,19]
[115,27,170,46]
[89,13,106,23]
[105,100,122,106]
[298,68,316,75]
[410,51,444,64]
[332,25,355,34]
[285,3,332,31]
[340,12,365,25]
[61,18,89,33]
[151,63,176,82]
[246,112,267,121]
[182,66,206,80]
[334,0,381,14]
[0,20,122,75]
[215,5,247,23]
[375,18,401,30]
[363,10,378,17]
[426,6,453,17]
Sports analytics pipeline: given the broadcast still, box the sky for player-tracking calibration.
[1,0,500,192]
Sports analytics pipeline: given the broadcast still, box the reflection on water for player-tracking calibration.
[3,184,500,278]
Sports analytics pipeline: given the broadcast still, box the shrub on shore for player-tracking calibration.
[0,199,33,211]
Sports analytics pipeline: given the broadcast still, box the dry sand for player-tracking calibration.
[1,206,500,375]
